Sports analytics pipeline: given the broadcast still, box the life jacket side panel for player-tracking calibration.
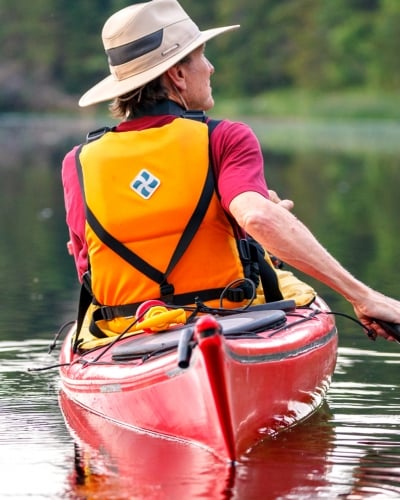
[79,118,245,306]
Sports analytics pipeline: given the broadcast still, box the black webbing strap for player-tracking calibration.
[86,206,165,285]
[84,149,215,297]
[91,286,226,324]
[251,244,283,302]
[163,159,214,279]
[73,277,93,352]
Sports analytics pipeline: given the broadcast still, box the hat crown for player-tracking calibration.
[78,0,239,107]
[101,0,201,81]
[102,0,190,50]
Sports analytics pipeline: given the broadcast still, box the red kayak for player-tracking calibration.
[59,297,337,462]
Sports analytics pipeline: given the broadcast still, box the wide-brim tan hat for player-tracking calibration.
[79,0,239,107]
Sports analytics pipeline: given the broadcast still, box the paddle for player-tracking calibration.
[374,320,400,343]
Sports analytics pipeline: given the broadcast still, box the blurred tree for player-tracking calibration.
[317,0,378,89]
[1,0,400,109]
[369,0,400,89]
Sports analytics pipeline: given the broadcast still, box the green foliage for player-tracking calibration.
[1,0,400,110]
[369,0,400,89]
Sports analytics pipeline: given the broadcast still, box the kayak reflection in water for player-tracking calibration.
[62,393,336,499]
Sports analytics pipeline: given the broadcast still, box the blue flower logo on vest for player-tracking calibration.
[130,169,160,199]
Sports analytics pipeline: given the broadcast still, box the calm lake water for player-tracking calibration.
[1,115,400,499]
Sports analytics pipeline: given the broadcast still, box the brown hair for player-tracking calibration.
[109,76,168,119]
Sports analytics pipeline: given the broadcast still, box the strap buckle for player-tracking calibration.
[160,282,175,303]
[226,287,245,302]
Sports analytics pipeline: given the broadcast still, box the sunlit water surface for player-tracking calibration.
[1,339,400,499]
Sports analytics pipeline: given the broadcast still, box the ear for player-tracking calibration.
[165,64,187,92]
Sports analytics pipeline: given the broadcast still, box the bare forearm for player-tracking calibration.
[229,192,369,305]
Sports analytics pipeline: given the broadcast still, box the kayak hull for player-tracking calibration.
[59,298,337,461]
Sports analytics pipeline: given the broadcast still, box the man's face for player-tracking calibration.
[180,45,215,111]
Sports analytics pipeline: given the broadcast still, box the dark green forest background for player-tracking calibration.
[1,0,400,115]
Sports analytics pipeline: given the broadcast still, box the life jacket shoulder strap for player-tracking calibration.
[86,126,113,142]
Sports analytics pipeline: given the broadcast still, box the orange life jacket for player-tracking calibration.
[76,117,249,313]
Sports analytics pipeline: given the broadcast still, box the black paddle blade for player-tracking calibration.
[374,320,400,343]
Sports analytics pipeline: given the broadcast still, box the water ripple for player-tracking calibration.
[322,345,400,498]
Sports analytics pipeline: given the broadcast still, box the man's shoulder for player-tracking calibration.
[209,118,259,146]
[210,117,254,134]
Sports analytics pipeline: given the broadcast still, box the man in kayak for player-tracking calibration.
[62,0,400,340]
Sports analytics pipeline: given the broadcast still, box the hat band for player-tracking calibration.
[107,29,163,66]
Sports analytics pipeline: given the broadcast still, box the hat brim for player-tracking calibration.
[79,25,239,107]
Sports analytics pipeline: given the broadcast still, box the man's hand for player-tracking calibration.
[268,190,294,211]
